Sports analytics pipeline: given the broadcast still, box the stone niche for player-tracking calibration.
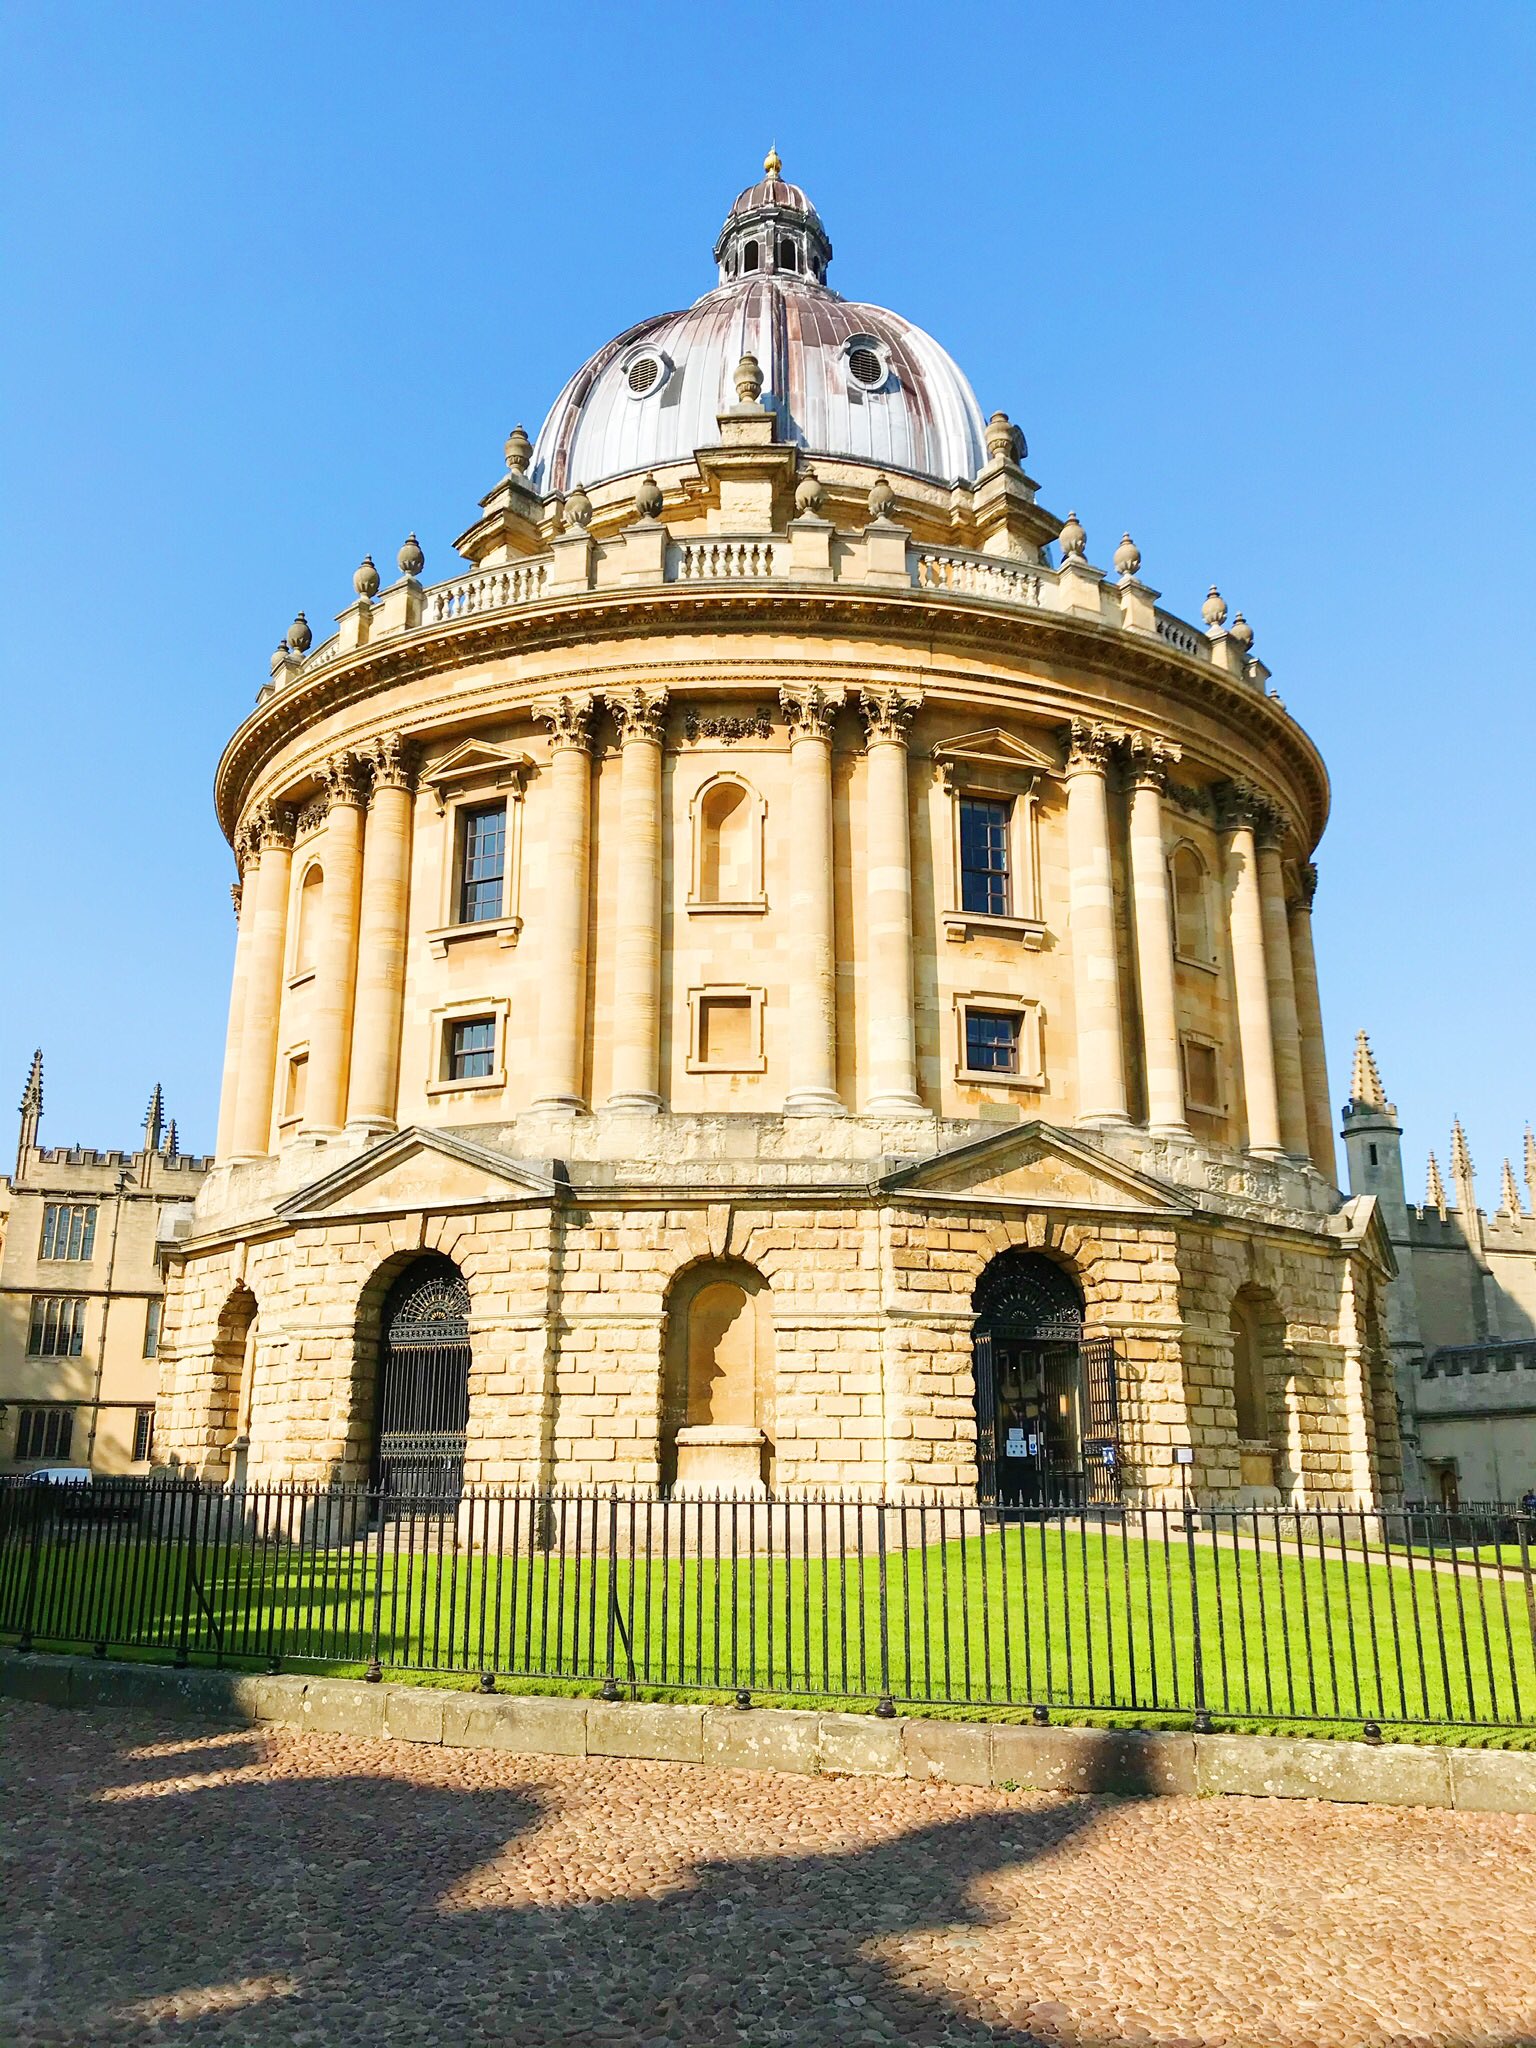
[663,1259,774,1495]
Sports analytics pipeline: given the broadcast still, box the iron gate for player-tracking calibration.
[371,1259,471,1507]
[972,1253,1122,1508]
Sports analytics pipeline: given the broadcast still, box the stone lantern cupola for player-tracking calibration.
[713,149,834,284]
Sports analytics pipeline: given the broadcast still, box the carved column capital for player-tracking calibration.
[230,881,243,920]
[368,731,419,793]
[779,684,844,743]
[323,752,370,809]
[1294,859,1319,908]
[858,687,922,744]
[1065,718,1118,775]
[608,686,670,747]
[1215,779,1264,833]
[535,693,597,753]
[251,799,297,852]
[1125,729,1175,791]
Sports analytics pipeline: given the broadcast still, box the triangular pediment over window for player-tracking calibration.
[276,1127,563,1224]
[932,728,1063,782]
[422,741,535,811]
[877,1121,1193,1215]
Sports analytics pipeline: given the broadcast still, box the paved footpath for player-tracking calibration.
[2,1699,1533,2048]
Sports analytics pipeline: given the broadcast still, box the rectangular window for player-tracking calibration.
[965,1009,1021,1075]
[959,797,1011,917]
[1181,1036,1222,1113]
[132,1407,155,1462]
[458,802,507,924]
[39,1204,97,1261]
[16,1407,74,1461]
[283,1052,308,1123]
[143,1298,162,1359]
[447,1016,497,1081]
[27,1297,87,1359]
[699,994,753,1067]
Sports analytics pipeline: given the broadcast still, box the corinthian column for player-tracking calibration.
[229,802,296,1160]
[606,688,668,1112]
[1125,738,1186,1134]
[215,866,256,1159]
[1064,721,1129,1124]
[860,688,923,1113]
[347,734,417,1133]
[1289,862,1338,1182]
[780,685,845,1114]
[1221,786,1284,1159]
[1255,815,1310,1161]
[532,694,596,1111]
[304,756,368,1135]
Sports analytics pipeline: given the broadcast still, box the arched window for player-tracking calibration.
[662,1260,773,1494]
[1230,1292,1270,1443]
[1169,843,1213,965]
[778,237,798,272]
[294,862,324,977]
[742,239,760,273]
[211,1283,258,1486]
[689,775,764,910]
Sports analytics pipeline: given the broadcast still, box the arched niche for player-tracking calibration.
[292,860,324,979]
[1168,840,1215,968]
[688,773,766,912]
[662,1260,774,1495]
[211,1282,258,1486]
[1229,1285,1290,1501]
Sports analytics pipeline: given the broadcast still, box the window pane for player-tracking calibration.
[40,1207,57,1259]
[143,1299,162,1358]
[959,798,1011,916]
[448,1017,496,1080]
[459,804,507,924]
[965,1010,1020,1073]
[133,1407,155,1462]
[80,1209,95,1259]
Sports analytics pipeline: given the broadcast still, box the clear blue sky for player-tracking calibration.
[3,2,1532,1197]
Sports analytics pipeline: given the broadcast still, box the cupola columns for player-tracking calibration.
[1065,725,1130,1125]
[1222,798,1285,1159]
[303,760,367,1136]
[229,807,295,1160]
[1287,865,1337,1181]
[532,698,597,1112]
[1255,824,1311,1162]
[606,690,669,1114]
[860,690,924,1114]
[215,876,257,1159]
[781,686,846,1114]
[1125,746,1187,1135]
[346,738,417,1134]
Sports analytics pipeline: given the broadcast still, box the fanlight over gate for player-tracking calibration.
[371,1257,472,1505]
[971,1251,1120,1508]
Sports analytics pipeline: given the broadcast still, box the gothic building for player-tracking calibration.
[155,157,1399,1508]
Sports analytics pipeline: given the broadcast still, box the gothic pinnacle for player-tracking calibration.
[1425,1151,1447,1215]
[1499,1157,1523,1217]
[1526,1126,1536,1207]
[1349,1029,1387,1111]
[19,1047,42,1116]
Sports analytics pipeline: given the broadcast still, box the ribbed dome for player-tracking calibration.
[529,160,990,497]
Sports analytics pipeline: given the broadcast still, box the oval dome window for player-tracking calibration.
[847,344,885,389]
[627,354,664,396]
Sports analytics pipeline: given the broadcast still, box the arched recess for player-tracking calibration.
[689,774,765,910]
[661,1260,774,1494]
[359,1254,473,1506]
[1168,841,1214,966]
[210,1282,258,1485]
[971,1250,1118,1506]
[1228,1285,1291,1499]
[292,861,324,977]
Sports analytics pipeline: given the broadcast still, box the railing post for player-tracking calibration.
[174,1485,203,1670]
[365,1487,385,1682]
[875,1499,896,1718]
[1181,1460,1212,1733]
[16,1489,42,1654]
[600,1490,620,1703]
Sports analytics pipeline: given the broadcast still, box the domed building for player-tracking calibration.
[157,156,1401,1509]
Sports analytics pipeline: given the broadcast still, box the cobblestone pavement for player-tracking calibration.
[2,1700,1534,2048]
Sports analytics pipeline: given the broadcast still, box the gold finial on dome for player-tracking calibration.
[764,145,782,178]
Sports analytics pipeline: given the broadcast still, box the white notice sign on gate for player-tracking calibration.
[1005,1429,1028,1458]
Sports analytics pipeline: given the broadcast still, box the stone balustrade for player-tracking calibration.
[268,534,1270,703]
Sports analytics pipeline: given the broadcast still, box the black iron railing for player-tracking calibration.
[1,1478,1533,1736]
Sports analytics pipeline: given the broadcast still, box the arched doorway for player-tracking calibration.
[370,1256,472,1504]
[661,1261,773,1494]
[971,1251,1119,1507]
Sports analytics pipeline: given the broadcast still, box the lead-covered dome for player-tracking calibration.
[530,155,990,496]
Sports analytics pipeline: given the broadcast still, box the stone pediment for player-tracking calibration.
[932,727,1062,782]
[276,1127,563,1224]
[878,1121,1193,1216]
[421,740,535,811]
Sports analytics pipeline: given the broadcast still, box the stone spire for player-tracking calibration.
[1425,1151,1447,1217]
[1525,1125,1536,1212]
[1349,1029,1388,1111]
[1450,1117,1476,1213]
[143,1083,165,1157]
[163,1118,179,1161]
[16,1047,42,1175]
[1499,1157,1523,1218]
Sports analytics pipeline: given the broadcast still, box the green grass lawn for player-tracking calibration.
[4,1508,1533,1741]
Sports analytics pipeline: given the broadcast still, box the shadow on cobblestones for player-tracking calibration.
[2,1702,1533,2048]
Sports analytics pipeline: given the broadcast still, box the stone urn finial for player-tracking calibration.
[286,611,312,654]
[1058,510,1086,560]
[564,485,592,532]
[398,533,425,579]
[733,353,765,405]
[985,411,1018,464]
[1228,610,1254,652]
[504,423,533,474]
[635,473,664,520]
[1113,532,1141,581]
[353,555,380,599]
[795,469,826,518]
[868,473,896,521]
[1202,584,1228,629]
